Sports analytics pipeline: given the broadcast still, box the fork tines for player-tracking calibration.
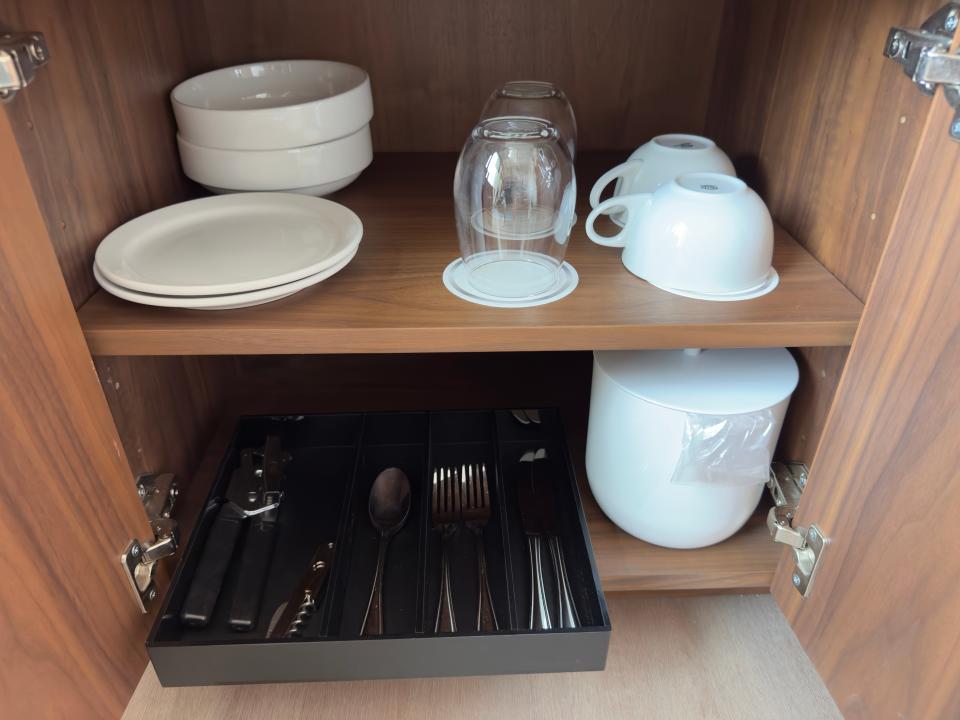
[432,466,462,524]
[460,463,492,520]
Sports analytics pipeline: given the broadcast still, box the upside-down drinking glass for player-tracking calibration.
[453,117,577,299]
[480,81,577,159]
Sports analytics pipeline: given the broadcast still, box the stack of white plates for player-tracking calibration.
[93,194,362,310]
[171,60,374,196]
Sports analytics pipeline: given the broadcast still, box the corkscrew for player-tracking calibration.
[267,541,336,639]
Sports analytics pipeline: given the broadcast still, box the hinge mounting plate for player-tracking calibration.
[766,462,828,597]
[884,2,960,140]
[120,472,179,613]
[0,32,49,103]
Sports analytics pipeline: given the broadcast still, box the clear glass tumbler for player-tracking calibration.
[480,81,577,159]
[453,117,577,299]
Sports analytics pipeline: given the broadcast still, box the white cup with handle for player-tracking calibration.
[585,172,779,301]
[590,134,736,226]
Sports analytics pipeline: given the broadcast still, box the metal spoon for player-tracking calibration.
[360,467,411,636]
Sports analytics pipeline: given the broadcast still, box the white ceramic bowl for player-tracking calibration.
[590,134,735,226]
[586,172,777,301]
[177,125,373,194]
[171,60,374,150]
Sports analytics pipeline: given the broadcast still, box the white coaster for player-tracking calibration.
[442,258,579,308]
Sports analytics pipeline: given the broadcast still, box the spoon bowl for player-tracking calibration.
[368,467,412,536]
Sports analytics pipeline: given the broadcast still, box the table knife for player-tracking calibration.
[518,447,580,630]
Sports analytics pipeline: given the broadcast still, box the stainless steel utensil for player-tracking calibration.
[461,463,498,631]
[360,467,411,636]
[511,409,542,425]
[431,466,461,633]
[517,447,579,630]
[267,541,336,639]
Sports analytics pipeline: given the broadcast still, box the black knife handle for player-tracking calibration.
[180,503,245,627]
[228,514,279,632]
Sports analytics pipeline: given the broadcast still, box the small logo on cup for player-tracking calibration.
[673,142,696,149]
[700,183,719,191]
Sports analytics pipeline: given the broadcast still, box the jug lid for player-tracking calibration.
[593,347,799,415]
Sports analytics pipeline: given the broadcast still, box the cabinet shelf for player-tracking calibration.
[78,153,862,356]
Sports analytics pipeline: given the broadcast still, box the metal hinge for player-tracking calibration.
[120,473,179,613]
[766,462,828,597]
[0,32,49,103]
[884,3,960,140]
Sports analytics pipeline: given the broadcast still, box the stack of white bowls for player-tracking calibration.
[171,60,374,196]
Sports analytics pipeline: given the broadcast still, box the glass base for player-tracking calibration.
[465,251,562,299]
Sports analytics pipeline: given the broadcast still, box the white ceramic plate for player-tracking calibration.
[95,193,362,296]
[93,245,357,310]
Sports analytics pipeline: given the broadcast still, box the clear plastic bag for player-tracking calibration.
[670,409,776,487]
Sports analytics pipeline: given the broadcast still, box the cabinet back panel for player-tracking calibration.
[187,0,725,152]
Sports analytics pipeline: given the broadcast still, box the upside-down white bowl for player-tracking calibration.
[171,60,374,150]
[177,124,373,195]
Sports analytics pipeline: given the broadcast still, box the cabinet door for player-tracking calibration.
[0,111,153,718]
[773,68,960,718]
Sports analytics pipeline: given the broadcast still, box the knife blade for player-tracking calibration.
[517,447,580,630]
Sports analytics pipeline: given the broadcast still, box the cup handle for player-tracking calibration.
[589,160,644,209]
[586,194,651,248]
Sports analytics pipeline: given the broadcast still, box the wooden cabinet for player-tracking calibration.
[1,0,958,717]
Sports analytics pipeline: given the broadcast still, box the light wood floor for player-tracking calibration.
[124,594,840,720]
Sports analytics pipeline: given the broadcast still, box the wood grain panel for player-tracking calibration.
[708,0,938,464]
[1,0,201,306]
[756,0,938,300]
[0,110,151,720]
[2,2,230,553]
[773,73,960,718]
[705,0,791,188]
[76,153,863,356]
[95,356,234,482]
[188,0,725,152]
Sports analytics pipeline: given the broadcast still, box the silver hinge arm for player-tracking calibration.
[884,3,960,140]
[0,32,49,103]
[121,473,179,613]
[766,462,828,597]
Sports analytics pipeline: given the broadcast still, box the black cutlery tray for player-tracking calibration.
[147,409,610,686]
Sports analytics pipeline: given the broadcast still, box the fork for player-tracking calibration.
[431,466,461,633]
[461,463,498,631]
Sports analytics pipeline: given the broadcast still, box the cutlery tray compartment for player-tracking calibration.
[147,409,610,686]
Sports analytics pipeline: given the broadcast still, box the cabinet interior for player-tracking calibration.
[3,0,933,593]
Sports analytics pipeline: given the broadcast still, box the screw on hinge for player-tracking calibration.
[951,119,960,139]
[889,35,903,56]
[792,574,802,587]
[946,10,959,33]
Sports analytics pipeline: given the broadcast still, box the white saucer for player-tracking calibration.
[646,268,780,302]
[93,245,357,310]
[442,257,579,308]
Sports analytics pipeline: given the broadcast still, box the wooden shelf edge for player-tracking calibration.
[80,320,860,357]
